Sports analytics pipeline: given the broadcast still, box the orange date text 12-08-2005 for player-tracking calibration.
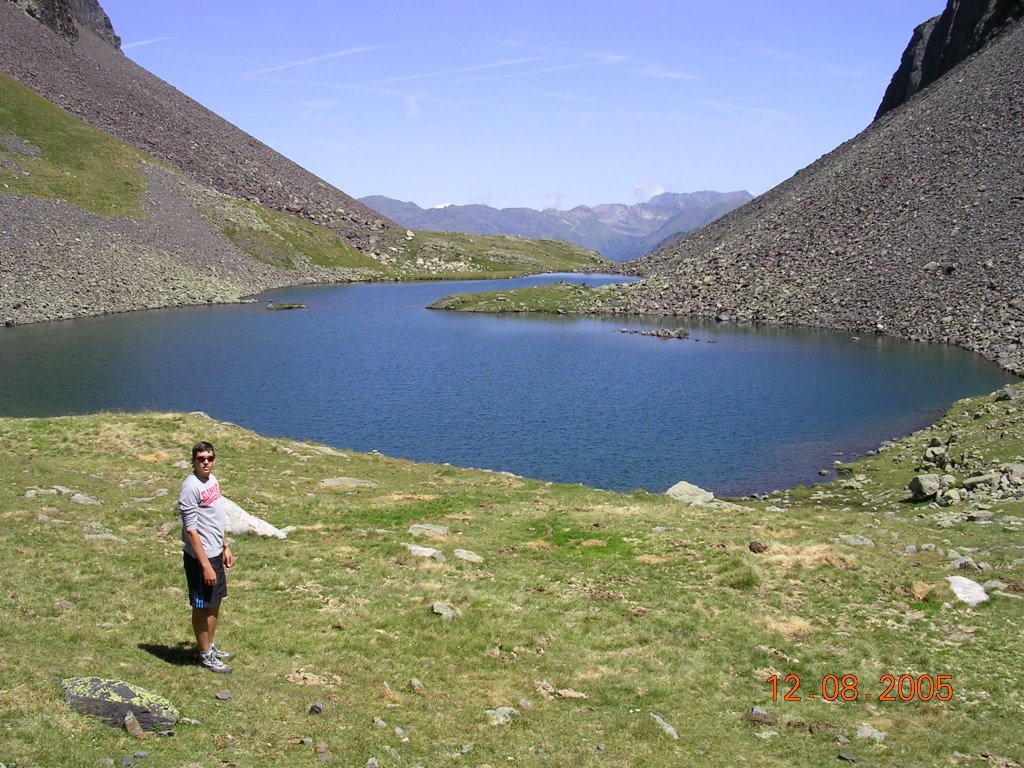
[768,674,954,702]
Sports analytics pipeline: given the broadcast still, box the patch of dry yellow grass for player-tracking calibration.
[524,539,556,551]
[764,616,813,642]
[761,543,853,570]
[635,554,672,564]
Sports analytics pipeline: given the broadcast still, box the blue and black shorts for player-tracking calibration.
[183,552,227,609]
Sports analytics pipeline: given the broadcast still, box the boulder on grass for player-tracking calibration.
[61,677,179,730]
[665,480,715,506]
[222,497,296,539]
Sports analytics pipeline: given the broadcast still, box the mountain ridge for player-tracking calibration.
[360,190,753,261]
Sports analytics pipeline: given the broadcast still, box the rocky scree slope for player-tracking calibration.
[0,0,403,252]
[615,8,1024,374]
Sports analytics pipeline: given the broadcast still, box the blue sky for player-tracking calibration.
[101,0,945,211]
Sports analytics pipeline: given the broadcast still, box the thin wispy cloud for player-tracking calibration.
[122,36,175,50]
[632,64,699,81]
[242,46,390,77]
[543,91,617,107]
[371,56,544,86]
[455,60,598,83]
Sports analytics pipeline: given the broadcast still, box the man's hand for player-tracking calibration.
[202,563,217,586]
[224,546,235,569]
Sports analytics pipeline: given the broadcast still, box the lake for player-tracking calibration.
[0,273,1016,496]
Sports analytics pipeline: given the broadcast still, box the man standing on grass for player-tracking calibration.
[180,441,235,674]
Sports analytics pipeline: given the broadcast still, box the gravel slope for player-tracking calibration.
[616,17,1024,373]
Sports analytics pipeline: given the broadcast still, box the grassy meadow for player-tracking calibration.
[1,390,1023,767]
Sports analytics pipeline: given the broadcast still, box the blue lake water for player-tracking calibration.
[0,273,1016,496]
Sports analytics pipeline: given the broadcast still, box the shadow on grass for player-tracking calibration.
[139,642,195,667]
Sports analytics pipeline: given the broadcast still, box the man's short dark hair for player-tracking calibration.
[191,441,215,459]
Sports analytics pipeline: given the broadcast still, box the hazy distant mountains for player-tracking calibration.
[360,191,753,261]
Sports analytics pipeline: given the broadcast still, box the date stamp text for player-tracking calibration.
[768,674,953,702]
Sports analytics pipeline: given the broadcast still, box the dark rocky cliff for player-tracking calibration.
[8,0,119,46]
[617,2,1024,373]
[876,0,1024,118]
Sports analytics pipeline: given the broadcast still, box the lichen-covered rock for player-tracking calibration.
[61,677,179,730]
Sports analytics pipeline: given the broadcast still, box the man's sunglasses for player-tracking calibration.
[194,455,215,463]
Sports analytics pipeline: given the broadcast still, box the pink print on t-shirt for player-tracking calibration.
[199,482,222,507]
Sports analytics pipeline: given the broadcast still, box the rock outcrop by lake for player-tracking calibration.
[609,1,1024,374]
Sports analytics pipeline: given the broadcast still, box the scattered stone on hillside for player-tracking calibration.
[409,678,424,695]
[308,701,324,715]
[319,477,378,489]
[836,534,875,548]
[428,602,461,620]
[486,706,518,726]
[70,492,101,505]
[408,523,448,538]
[947,575,989,606]
[908,474,943,501]
[215,690,231,701]
[372,717,387,729]
[299,443,349,458]
[665,480,714,506]
[61,678,179,731]
[748,541,768,554]
[856,724,887,742]
[407,544,445,562]
[557,688,588,700]
[743,707,776,725]
[650,712,679,740]
[80,521,128,544]
[123,710,147,740]
[454,548,484,563]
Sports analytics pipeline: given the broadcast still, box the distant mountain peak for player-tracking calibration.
[360,191,753,261]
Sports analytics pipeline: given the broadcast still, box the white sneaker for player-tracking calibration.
[197,649,232,674]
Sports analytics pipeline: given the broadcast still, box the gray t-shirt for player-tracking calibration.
[179,472,226,559]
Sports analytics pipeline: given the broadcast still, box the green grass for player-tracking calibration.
[428,280,630,313]
[397,232,611,279]
[0,73,147,217]
[1,386,1023,767]
[202,195,382,270]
